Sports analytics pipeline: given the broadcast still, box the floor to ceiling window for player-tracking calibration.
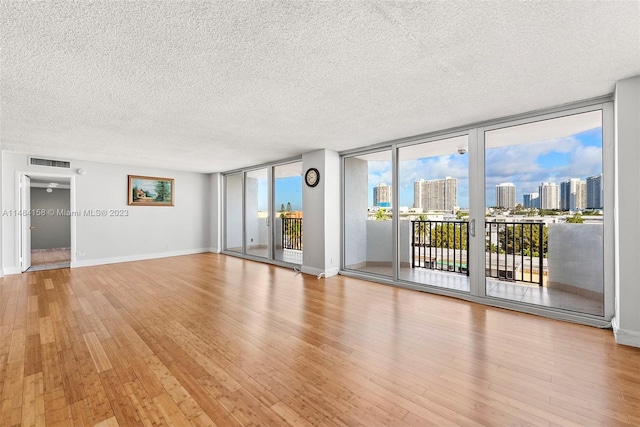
[273,162,303,264]
[341,101,613,324]
[245,168,269,259]
[223,160,303,266]
[344,150,393,277]
[224,173,243,253]
[483,110,605,316]
[398,134,470,292]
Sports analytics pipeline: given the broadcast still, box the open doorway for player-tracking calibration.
[26,176,72,271]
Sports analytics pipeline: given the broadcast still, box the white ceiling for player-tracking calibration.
[1,1,639,174]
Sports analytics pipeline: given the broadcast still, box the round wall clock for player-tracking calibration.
[305,168,320,187]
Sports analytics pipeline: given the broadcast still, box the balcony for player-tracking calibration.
[345,219,603,316]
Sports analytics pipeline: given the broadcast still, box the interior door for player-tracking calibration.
[20,174,32,272]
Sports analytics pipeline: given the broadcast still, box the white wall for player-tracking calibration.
[301,149,340,277]
[614,75,640,347]
[2,152,210,272]
[31,188,71,250]
[344,157,367,267]
[547,224,603,294]
[363,221,416,266]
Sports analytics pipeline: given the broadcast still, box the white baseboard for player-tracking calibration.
[612,317,640,348]
[3,266,22,276]
[300,266,339,279]
[208,247,221,253]
[71,248,210,269]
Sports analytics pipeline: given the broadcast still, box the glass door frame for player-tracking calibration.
[222,157,304,268]
[340,98,614,326]
[472,102,614,321]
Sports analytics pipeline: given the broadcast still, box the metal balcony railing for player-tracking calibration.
[485,221,545,286]
[411,220,547,286]
[282,217,303,251]
[411,220,469,275]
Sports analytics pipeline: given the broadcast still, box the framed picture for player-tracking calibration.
[128,175,174,206]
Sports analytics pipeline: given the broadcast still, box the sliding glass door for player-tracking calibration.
[223,161,303,266]
[342,102,613,322]
[344,150,393,277]
[245,168,269,259]
[398,135,470,292]
[483,109,606,316]
[273,162,303,264]
[224,173,243,253]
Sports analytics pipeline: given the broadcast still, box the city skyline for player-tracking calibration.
[365,126,602,208]
[262,125,602,212]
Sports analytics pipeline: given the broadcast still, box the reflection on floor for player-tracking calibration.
[348,265,603,316]
[226,247,303,265]
[29,247,70,271]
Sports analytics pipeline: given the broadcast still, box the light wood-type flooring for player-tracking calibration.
[1,253,639,426]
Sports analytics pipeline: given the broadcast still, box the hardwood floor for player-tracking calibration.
[1,253,639,426]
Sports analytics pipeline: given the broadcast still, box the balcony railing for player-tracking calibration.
[485,221,545,286]
[411,220,469,275]
[410,220,546,286]
[282,217,303,251]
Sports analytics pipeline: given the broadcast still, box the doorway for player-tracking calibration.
[19,174,73,272]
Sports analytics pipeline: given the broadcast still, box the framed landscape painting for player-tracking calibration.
[128,175,174,206]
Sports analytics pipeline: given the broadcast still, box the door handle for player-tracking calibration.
[266,217,270,227]
[469,219,475,237]
[29,226,35,230]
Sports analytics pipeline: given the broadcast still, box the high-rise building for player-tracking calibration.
[586,174,603,209]
[413,177,457,212]
[539,182,560,210]
[495,183,516,208]
[523,193,539,209]
[578,180,586,210]
[560,178,586,211]
[373,183,391,207]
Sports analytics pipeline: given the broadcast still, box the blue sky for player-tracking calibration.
[363,127,602,208]
[484,127,602,207]
[255,125,602,211]
[275,176,302,211]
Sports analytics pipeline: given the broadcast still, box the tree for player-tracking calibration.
[430,223,468,249]
[375,208,389,220]
[286,202,292,212]
[280,203,285,213]
[155,181,171,202]
[495,224,548,258]
[565,214,584,224]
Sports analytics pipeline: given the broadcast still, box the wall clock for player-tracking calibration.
[305,168,320,187]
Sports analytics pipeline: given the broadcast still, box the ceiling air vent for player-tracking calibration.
[29,157,71,168]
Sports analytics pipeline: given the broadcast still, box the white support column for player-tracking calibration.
[613,75,640,347]
[301,149,341,278]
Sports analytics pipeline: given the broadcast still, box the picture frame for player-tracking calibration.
[128,175,174,206]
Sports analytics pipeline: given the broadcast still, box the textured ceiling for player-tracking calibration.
[1,1,639,173]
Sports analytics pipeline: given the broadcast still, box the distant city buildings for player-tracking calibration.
[523,193,540,209]
[520,174,602,211]
[539,182,560,210]
[560,178,586,211]
[586,174,603,209]
[495,183,516,208]
[373,183,391,207]
[413,177,457,212]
